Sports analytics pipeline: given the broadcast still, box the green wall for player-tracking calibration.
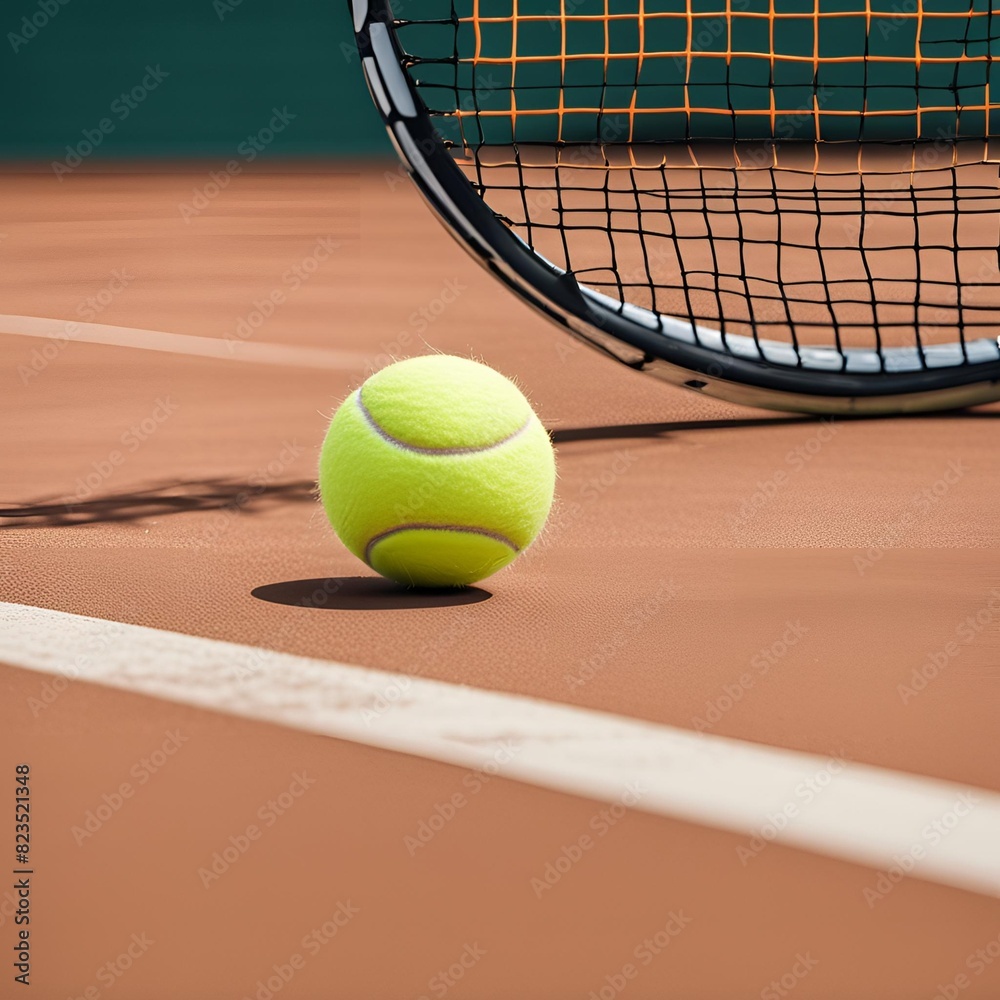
[8,0,995,157]
[1,0,390,158]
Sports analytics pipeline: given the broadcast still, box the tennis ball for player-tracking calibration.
[318,355,555,587]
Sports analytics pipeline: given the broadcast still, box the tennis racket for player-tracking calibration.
[349,0,1000,414]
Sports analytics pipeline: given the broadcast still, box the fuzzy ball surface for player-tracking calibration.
[318,355,556,587]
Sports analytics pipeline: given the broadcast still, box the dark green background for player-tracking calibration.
[4,0,997,156]
[1,0,390,158]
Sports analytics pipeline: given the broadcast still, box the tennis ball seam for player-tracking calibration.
[357,388,531,454]
[364,523,520,566]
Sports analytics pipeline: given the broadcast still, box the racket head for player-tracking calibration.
[351,0,1000,414]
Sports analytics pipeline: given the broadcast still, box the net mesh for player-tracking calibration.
[396,0,1000,362]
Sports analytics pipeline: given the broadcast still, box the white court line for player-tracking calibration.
[0,314,369,369]
[2,600,998,899]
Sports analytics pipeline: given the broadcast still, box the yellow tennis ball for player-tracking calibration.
[318,355,556,587]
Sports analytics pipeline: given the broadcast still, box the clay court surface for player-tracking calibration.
[1,166,998,998]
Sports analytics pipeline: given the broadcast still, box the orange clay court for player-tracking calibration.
[0,165,998,998]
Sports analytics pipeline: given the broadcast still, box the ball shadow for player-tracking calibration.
[251,576,492,611]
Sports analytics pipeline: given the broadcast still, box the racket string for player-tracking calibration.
[395,0,1000,367]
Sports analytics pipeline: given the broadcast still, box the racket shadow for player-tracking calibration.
[550,414,821,444]
[0,478,316,528]
[549,407,1000,445]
